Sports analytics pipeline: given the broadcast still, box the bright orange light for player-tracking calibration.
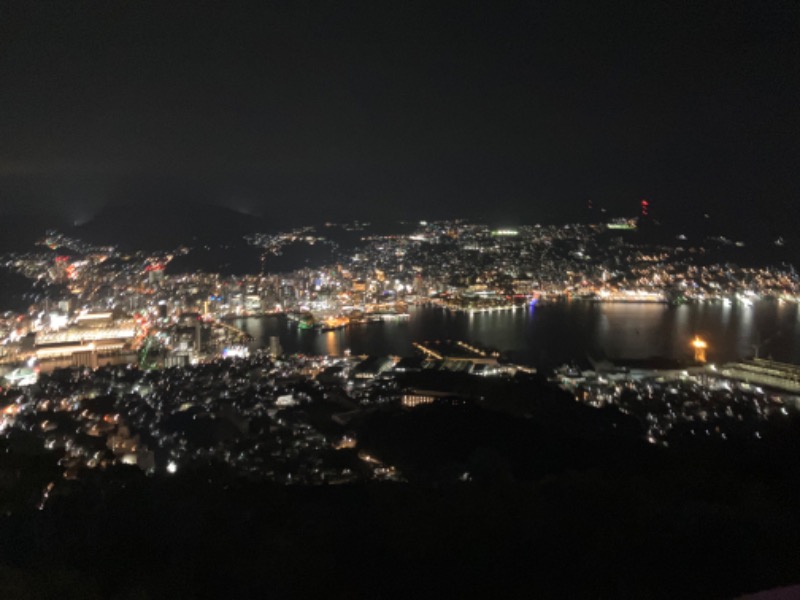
[691,336,708,363]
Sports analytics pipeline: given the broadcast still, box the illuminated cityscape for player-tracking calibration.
[0,213,799,596]
[1,1,799,598]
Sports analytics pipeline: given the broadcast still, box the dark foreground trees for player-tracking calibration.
[3,407,800,599]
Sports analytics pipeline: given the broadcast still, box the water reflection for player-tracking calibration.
[324,332,339,356]
[233,301,800,367]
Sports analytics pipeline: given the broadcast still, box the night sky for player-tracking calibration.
[1,1,798,228]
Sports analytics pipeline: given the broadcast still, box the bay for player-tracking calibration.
[233,300,800,368]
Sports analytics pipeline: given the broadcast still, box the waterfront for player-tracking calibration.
[235,299,800,367]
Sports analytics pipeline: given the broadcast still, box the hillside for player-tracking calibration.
[73,201,271,250]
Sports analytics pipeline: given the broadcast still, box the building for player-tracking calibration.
[352,356,394,379]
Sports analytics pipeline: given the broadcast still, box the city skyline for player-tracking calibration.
[2,3,800,597]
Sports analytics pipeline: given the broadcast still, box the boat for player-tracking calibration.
[287,313,315,330]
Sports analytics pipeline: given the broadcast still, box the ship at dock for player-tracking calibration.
[286,312,316,330]
[287,302,409,333]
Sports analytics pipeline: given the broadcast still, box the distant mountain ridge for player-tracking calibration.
[72,201,273,250]
[0,213,69,253]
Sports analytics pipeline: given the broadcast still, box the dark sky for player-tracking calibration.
[0,0,798,228]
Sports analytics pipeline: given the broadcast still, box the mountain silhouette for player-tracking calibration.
[0,213,69,252]
[73,200,271,250]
